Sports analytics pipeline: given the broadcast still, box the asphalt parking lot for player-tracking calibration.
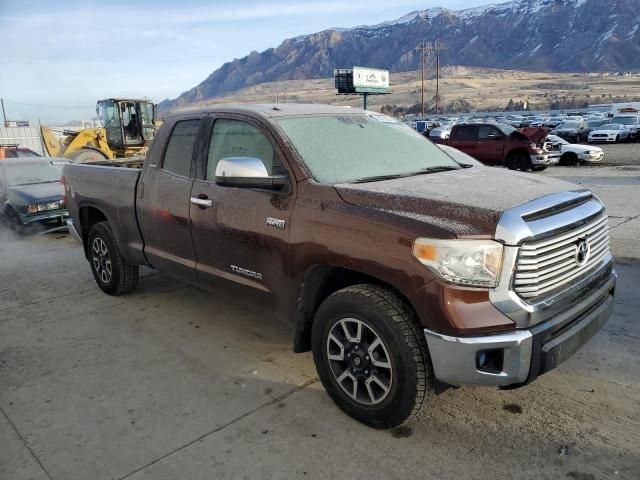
[1,156,639,479]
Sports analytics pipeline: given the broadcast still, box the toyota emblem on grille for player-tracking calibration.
[575,238,590,266]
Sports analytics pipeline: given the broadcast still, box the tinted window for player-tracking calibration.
[162,119,200,177]
[452,126,476,140]
[478,126,501,139]
[206,119,275,180]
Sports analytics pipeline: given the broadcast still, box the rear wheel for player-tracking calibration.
[88,221,138,295]
[71,148,109,163]
[312,284,434,429]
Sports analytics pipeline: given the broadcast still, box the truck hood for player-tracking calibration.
[335,168,578,237]
[8,182,64,203]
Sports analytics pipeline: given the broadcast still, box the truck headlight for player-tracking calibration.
[412,238,503,287]
[27,205,38,214]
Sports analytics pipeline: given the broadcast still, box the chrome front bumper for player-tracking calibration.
[424,328,532,386]
[66,219,82,242]
[530,154,551,165]
[424,276,615,387]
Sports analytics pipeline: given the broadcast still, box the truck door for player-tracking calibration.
[476,125,505,165]
[137,116,203,283]
[189,115,295,304]
[449,125,478,159]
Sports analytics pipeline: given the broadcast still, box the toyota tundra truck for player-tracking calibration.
[436,122,551,171]
[63,104,616,429]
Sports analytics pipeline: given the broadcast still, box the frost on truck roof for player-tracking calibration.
[167,103,363,120]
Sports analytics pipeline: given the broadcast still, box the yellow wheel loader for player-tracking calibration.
[41,98,158,163]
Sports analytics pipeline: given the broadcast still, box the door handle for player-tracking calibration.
[190,196,213,209]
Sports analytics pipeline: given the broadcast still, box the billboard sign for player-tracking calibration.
[353,66,389,92]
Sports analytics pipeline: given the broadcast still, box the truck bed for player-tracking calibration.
[63,163,146,265]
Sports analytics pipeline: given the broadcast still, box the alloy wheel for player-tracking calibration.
[326,318,393,406]
[91,237,112,284]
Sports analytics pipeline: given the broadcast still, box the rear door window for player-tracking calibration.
[452,125,476,140]
[162,119,201,177]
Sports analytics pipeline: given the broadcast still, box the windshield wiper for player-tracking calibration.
[411,166,460,174]
[352,165,459,183]
[16,181,57,186]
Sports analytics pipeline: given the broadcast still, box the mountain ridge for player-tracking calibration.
[160,0,640,111]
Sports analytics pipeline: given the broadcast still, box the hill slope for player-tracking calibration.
[160,0,640,110]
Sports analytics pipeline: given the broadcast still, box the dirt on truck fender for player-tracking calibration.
[63,104,616,429]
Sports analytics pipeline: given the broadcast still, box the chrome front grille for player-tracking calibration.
[514,214,610,299]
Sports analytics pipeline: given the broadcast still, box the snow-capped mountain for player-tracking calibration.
[160,0,640,110]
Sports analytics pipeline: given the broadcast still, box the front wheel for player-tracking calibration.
[312,284,434,429]
[507,152,531,171]
[71,148,109,163]
[88,221,139,295]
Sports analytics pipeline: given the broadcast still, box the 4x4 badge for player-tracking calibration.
[266,217,286,230]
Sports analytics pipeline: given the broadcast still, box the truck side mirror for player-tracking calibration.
[215,156,287,190]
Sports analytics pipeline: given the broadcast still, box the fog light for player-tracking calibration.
[476,349,504,374]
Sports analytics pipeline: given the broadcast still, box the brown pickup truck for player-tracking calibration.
[63,104,616,429]
[436,122,551,171]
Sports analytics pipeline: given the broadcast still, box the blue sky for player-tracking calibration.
[0,0,507,123]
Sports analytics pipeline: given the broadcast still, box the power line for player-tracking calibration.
[2,99,95,109]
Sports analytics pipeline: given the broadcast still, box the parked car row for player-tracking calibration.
[407,109,640,145]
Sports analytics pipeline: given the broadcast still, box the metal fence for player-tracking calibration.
[0,126,45,155]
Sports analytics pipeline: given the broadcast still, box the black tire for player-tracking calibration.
[4,207,25,234]
[615,135,620,143]
[507,152,531,171]
[559,152,578,166]
[71,148,109,163]
[88,221,138,295]
[505,156,516,170]
[311,284,433,429]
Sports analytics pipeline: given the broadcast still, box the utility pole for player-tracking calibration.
[434,40,447,115]
[415,40,428,117]
[435,42,440,115]
[1,98,7,127]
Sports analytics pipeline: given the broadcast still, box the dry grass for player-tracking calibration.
[172,66,640,114]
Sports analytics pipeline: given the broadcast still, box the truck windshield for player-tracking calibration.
[275,114,460,184]
[4,161,62,186]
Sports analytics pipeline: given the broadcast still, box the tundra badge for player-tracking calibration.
[266,217,286,230]
[230,265,263,280]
